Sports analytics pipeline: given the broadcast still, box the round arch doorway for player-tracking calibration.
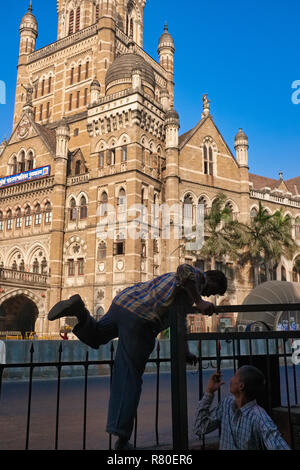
[0,295,39,338]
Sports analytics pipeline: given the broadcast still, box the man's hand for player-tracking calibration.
[206,372,225,394]
[195,299,216,316]
[186,352,198,366]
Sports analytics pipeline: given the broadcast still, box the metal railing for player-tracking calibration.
[170,300,300,450]
[0,341,170,450]
[1,302,300,450]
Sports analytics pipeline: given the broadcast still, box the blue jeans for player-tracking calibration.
[73,302,156,440]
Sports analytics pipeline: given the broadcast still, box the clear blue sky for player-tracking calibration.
[0,0,299,180]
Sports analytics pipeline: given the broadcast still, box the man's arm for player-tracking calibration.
[256,415,290,450]
[194,372,225,436]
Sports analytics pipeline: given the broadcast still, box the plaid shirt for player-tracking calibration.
[113,264,205,332]
[194,392,290,450]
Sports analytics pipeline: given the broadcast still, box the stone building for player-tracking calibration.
[0,0,299,337]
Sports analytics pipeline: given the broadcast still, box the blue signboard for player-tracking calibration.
[0,165,51,188]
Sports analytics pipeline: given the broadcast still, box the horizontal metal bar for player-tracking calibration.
[190,304,300,314]
[188,331,300,340]
[212,303,300,313]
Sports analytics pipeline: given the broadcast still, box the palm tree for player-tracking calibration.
[238,202,297,286]
[196,193,245,270]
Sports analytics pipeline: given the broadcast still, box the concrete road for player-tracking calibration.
[0,367,298,450]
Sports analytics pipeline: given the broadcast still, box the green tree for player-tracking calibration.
[238,202,297,286]
[196,193,245,270]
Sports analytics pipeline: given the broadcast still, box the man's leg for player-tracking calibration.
[48,296,118,350]
[105,309,156,445]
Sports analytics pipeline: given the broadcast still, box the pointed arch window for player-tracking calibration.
[75,7,81,32]
[75,160,81,175]
[183,194,194,225]
[80,196,88,220]
[258,263,266,284]
[70,198,77,221]
[19,151,26,173]
[7,210,12,231]
[12,156,18,175]
[281,266,287,281]
[27,151,34,171]
[203,144,213,175]
[12,260,17,271]
[25,206,32,227]
[33,258,39,274]
[45,202,52,224]
[130,18,134,38]
[41,257,48,275]
[98,242,107,260]
[35,204,42,226]
[198,196,208,217]
[16,208,22,229]
[118,188,126,206]
[99,152,105,168]
[69,10,74,35]
[100,192,108,216]
[19,259,25,272]
[96,306,104,321]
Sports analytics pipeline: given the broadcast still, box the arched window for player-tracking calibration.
[12,260,17,271]
[25,205,31,227]
[75,160,81,175]
[7,210,12,231]
[16,208,22,229]
[45,202,52,224]
[41,258,48,275]
[68,10,74,35]
[70,198,77,221]
[27,151,34,171]
[0,211,3,231]
[198,196,208,217]
[281,266,287,281]
[12,156,18,175]
[258,263,266,284]
[35,204,42,225]
[130,18,134,38]
[118,188,126,206]
[32,258,39,274]
[98,242,107,260]
[122,146,127,162]
[99,151,105,168]
[203,145,213,175]
[100,192,108,216]
[48,76,52,94]
[19,151,26,173]
[80,196,87,220]
[250,207,258,220]
[183,194,193,226]
[75,7,81,32]
[19,259,25,272]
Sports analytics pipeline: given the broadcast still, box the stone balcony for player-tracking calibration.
[0,268,49,288]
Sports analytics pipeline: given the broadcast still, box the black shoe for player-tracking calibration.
[48,294,87,323]
[114,437,133,450]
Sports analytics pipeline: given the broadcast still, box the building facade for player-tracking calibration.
[0,0,299,336]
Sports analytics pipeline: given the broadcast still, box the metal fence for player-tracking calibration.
[170,300,300,450]
[1,302,300,450]
[0,340,171,450]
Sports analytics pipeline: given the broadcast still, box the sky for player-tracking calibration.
[0,0,299,180]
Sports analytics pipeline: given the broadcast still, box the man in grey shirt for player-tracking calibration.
[194,365,290,450]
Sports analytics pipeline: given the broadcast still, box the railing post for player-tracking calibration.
[170,294,188,450]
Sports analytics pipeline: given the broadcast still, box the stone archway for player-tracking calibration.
[0,294,39,338]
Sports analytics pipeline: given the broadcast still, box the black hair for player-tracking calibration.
[205,270,227,295]
[237,365,266,400]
